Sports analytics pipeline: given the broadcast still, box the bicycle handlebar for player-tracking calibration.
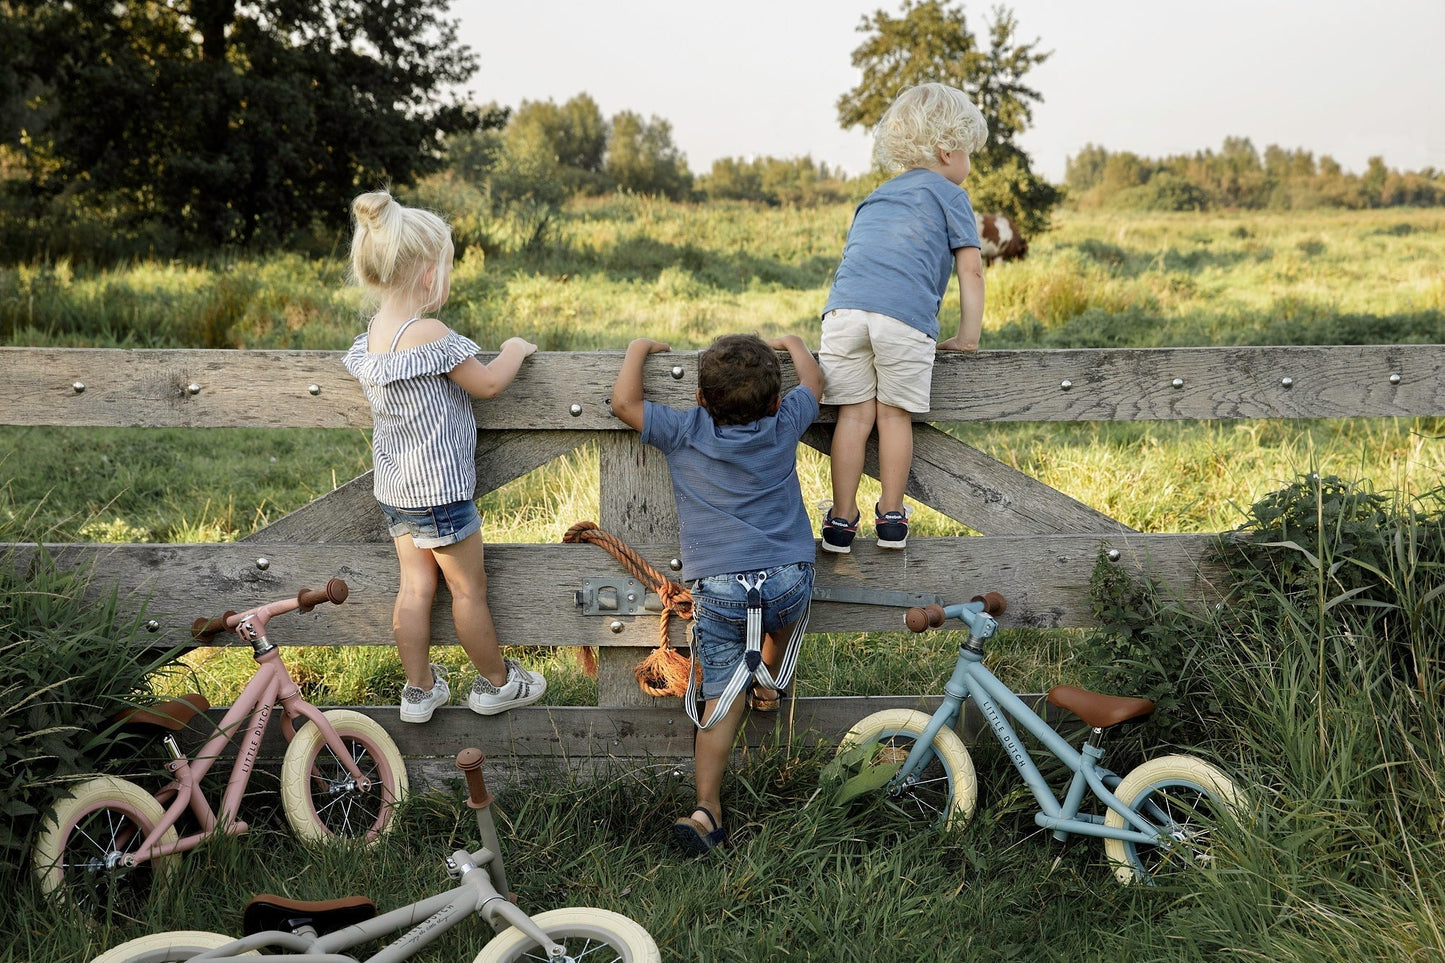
[190,579,350,642]
[905,591,1006,636]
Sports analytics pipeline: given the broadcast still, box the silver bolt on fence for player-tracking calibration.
[308,384,321,396]
[671,366,685,380]
[1060,380,1073,391]
[569,403,583,416]
[145,620,160,633]
[72,381,86,393]
[187,383,202,395]
[255,558,270,571]
[1107,548,1122,562]
[1280,377,1294,389]
[1171,378,1184,389]
[669,558,682,571]
[1390,373,1402,385]
[609,620,624,634]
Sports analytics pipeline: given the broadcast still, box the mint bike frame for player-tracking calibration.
[126,598,373,867]
[896,601,1170,847]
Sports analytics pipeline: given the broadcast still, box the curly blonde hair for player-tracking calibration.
[349,189,453,313]
[872,83,988,173]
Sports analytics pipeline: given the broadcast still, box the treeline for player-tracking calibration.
[447,93,852,209]
[1066,137,1445,212]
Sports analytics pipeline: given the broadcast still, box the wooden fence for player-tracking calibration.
[4,344,1442,781]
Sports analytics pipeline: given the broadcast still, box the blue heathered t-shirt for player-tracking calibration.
[640,387,819,581]
[823,168,981,341]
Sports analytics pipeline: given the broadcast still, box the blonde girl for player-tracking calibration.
[343,189,545,722]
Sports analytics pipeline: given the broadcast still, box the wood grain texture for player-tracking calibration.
[8,345,1440,428]
[4,534,1225,650]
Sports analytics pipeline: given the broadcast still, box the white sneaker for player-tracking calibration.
[399,664,450,723]
[468,658,547,716]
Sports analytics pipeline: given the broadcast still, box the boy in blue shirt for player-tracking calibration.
[820,82,988,552]
[612,333,823,854]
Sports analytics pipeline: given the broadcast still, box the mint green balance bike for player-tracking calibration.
[823,592,1245,885]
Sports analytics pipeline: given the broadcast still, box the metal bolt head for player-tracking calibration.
[670,365,685,380]
[187,383,202,395]
[1280,377,1294,389]
[72,381,86,394]
[1389,372,1402,385]
[1060,380,1073,391]
[255,557,270,571]
[308,384,321,396]
[669,558,682,571]
[609,620,624,634]
[1171,377,1184,389]
[1107,548,1121,563]
[569,403,583,417]
[144,619,160,633]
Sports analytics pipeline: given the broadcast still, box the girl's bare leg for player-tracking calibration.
[431,532,507,685]
[393,534,441,689]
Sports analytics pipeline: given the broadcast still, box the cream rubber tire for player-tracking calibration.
[280,708,408,843]
[836,708,978,831]
[1103,753,1244,884]
[473,907,660,963]
[34,775,179,914]
[89,929,256,962]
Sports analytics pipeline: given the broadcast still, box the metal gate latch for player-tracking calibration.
[575,578,663,616]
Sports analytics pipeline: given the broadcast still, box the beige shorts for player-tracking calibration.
[819,308,935,413]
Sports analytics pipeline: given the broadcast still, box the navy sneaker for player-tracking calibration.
[819,502,861,554]
[874,503,913,549]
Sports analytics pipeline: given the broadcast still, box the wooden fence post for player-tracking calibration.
[596,433,681,707]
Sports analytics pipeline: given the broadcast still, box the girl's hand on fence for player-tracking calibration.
[502,337,538,357]
[630,338,670,354]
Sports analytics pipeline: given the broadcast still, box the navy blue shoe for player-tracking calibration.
[874,503,913,549]
[819,502,861,554]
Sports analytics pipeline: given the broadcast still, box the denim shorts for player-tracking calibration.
[689,562,813,699]
[378,499,481,549]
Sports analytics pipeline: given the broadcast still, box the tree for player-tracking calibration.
[837,0,1060,233]
[605,111,692,200]
[7,0,480,247]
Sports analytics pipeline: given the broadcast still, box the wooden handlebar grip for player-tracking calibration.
[455,747,493,810]
[297,578,349,613]
[971,592,1006,617]
[190,611,237,641]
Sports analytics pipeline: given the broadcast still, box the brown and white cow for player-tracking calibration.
[979,213,1028,267]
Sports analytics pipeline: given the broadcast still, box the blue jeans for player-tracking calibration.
[378,499,481,549]
[690,562,813,699]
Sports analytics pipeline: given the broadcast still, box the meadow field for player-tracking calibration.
[4,200,1445,961]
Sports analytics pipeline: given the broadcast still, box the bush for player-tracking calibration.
[0,547,184,880]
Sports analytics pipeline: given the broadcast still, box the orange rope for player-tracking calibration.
[561,521,695,697]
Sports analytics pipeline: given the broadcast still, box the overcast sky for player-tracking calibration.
[452,0,1445,182]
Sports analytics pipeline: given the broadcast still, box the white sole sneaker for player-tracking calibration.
[399,664,450,723]
[469,659,548,716]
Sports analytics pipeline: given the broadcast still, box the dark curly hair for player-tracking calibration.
[697,333,781,426]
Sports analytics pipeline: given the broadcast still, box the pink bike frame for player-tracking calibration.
[124,592,370,867]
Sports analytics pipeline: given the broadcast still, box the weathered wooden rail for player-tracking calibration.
[3,344,1442,780]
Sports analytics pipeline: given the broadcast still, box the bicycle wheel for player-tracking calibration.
[34,775,179,920]
[90,930,257,962]
[833,709,977,831]
[280,709,408,843]
[1103,753,1244,885]
[473,907,660,963]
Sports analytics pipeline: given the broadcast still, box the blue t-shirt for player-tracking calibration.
[641,387,819,581]
[823,168,981,341]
